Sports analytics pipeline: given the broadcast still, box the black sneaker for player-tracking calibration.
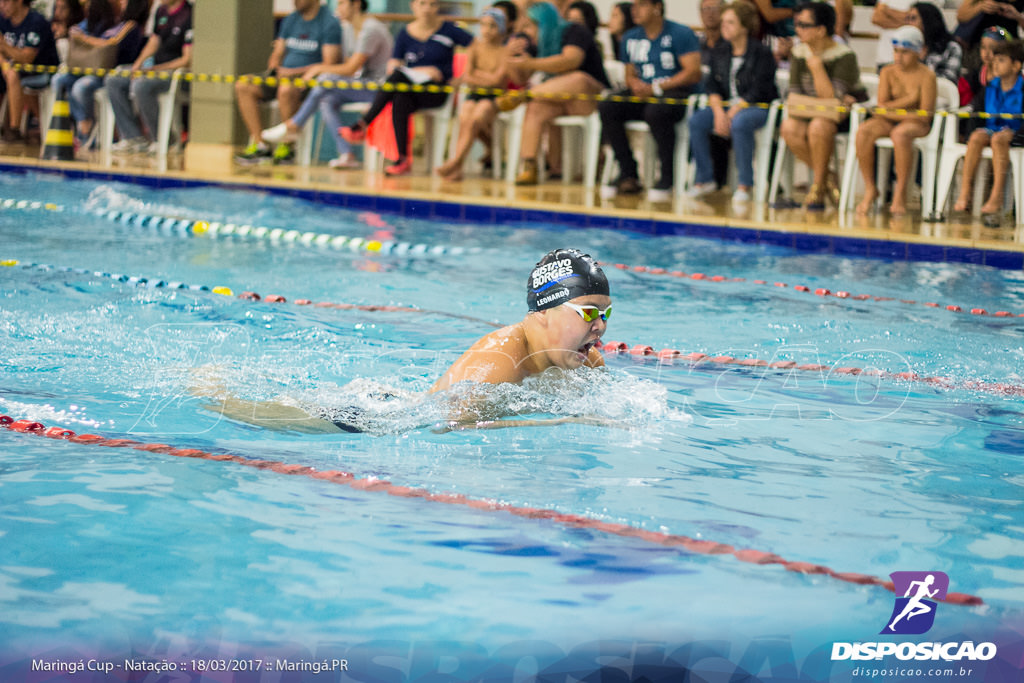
[234,142,272,165]
[615,176,643,195]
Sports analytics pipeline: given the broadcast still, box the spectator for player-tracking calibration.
[607,2,635,61]
[105,0,192,155]
[963,26,1009,111]
[688,1,778,203]
[506,1,609,185]
[853,25,936,215]
[436,8,511,180]
[908,2,962,85]
[955,0,1024,57]
[748,0,795,41]
[598,0,701,200]
[952,39,1024,216]
[234,0,342,165]
[832,0,854,43]
[260,0,392,170]
[115,0,151,67]
[699,0,725,66]
[779,2,866,209]
[872,0,917,70]
[51,0,84,58]
[338,0,473,176]
[52,0,145,149]
[0,0,60,143]
[567,1,599,36]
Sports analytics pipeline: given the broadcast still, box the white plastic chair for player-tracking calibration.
[598,95,699,200]
[769,73,880,206]
[933,100,1024,222]
[838,77,959,217]
[503,60,624,187]
[100,68,188,172]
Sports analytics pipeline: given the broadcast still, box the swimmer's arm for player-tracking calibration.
[438,415,627,432]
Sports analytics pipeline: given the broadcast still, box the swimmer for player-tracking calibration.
[194,248,613,432]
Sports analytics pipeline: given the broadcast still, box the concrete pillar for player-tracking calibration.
[185,0,274,171]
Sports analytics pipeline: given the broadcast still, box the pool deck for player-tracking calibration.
[3,140,1024,270]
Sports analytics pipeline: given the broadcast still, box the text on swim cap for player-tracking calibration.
[532,259,574,289]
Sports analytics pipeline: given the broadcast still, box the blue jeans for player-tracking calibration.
[52,72,104,127]
[291,75,376,154]
[689,105,769,188]
[105,70,171,141]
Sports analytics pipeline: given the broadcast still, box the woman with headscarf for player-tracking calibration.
[505,1,609,185]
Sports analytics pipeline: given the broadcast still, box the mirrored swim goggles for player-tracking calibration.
[563,302,612,323]
[892,38,922,50]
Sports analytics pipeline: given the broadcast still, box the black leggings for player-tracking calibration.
[360,71,448,159]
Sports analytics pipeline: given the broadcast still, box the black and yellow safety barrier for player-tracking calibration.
[11,61,1024,119]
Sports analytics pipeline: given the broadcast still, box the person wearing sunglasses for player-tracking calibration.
[431,248,611,393]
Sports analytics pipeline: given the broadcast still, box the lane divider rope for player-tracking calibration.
[601,341,1024,399]
[5,258,1021,397]
[0,197,484,257]
[605,263,1024,320]
[0,412,984,607]
[0,259,502,328]
[2,199,1019,322]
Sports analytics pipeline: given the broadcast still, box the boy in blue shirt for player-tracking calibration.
[597,0,702,201]
[953,40,1024,217]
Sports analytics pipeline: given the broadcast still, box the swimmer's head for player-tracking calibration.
[527,248,609,312]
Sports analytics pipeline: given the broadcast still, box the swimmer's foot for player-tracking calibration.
[856,188,878,215]
[889,199,908,216]
[952,197,969,213]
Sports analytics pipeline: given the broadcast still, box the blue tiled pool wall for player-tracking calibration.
[5,162,1022,270]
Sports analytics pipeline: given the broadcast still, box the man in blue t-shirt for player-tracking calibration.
[235,0,342,165]
[0,0,58,142]
[598,0,702,201]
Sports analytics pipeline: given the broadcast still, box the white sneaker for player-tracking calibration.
[685,182,717,198]
[599,184,618,199]
[328,152,361,169]
[647,187,672,202]
[262,122,298,144]
[145,141,162,155]
[732,188,752,203]
[111,137,148,154]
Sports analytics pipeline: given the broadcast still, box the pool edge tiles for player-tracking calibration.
[3,158,1024,269]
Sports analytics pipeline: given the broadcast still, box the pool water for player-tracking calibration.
[1,172,1022,680]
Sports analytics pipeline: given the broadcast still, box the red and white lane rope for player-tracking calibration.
[0,414,985,607]
[601,341,1024,399]
[607,264,1024,319]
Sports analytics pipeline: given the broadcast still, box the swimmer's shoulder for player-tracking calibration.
[431,323,530,392]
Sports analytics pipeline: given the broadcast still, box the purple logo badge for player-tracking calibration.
[881,571,949,635]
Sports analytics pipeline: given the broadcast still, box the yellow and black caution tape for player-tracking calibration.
[12,62,1024,118]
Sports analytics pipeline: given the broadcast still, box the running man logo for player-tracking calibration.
[881,571,949,635]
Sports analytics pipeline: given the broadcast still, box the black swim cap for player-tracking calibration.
[527,248,609,311]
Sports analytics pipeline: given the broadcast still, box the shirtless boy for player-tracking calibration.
[436,8,512,181]
[854,25,936,216]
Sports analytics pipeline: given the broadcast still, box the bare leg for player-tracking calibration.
[855,117,894,214]
[277,81,303,122]
[780,118,812,167]
[983,128,1014,214]
[235,79,266,142]
[807,117,839,191]
[889,118,930,215]
[955,129,991,212]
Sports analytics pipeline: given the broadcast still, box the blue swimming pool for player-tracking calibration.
[0,171,1022,682]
